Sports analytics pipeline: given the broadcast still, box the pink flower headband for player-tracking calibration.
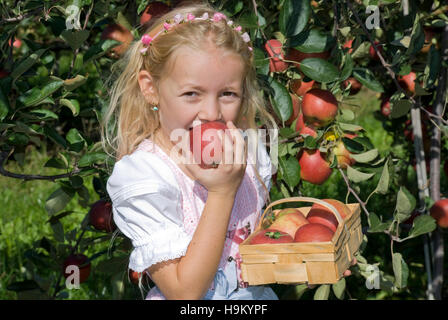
[140,12,253,55]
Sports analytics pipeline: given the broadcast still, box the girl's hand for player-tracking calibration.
[306,257,357,289]
[179,120,247,197]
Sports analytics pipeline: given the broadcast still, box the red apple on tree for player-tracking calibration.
[63,253,91,283]
[249,228,294,244]
[140,2,171,25]
[269,208,309,238]
[380,97,391,117]
[89,200,116,233]
[0,69,10,79]
[301,89,338,127]
[286,48,330,70]
[297,149,332,185]
[334,135,357,169]
[264,39,288,72]
[398,72,417,96]
[430,199,448,228]
[290,78,317,97]
[294,223,334,243]
[369,41,383,61]
[101,24,134,58]
[342,77,362,95]
[343,39,354,54]
[190,121,228,169]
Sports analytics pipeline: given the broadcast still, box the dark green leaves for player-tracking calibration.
[279,0,310,38]
[289,28,335,53]
[353,68,384,92]
[299,58,339,83]
[268,78,292,122]
[20,80,64,108]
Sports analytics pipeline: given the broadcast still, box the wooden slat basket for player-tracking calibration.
[239,197,362,285]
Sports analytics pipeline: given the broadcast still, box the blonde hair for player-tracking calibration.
[101,2,277,162]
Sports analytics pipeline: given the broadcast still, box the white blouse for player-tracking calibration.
[107,135,273,274]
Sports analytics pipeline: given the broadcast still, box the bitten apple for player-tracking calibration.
[269,208,309,238]
[294,223,334,242]
[140,2,171,25]
[101,24,134,58]
[249,228,294,244]
[189,121,228,169]
[301,89,338,127]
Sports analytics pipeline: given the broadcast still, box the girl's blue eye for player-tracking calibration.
[222,91,237,97]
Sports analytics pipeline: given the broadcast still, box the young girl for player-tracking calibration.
[102,3,279,300]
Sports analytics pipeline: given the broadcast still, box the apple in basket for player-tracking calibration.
[294,223,334,243]
[306,199,350,232]
[249,228,294,244]
[269,208,309,238]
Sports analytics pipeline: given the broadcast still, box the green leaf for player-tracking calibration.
[60,98,80,116]
[78,152,108,167]
[332,278,346,300]
[424,46,441,88]
[66,128,85,152]
[353,68,384,92]
[0,87,11,121]
[313,284,330,300]
[22,80,64,108]
[63,75,87,92]
[44,158,68,169]
[60,30,90,51]
[375,160,390,195]
[407,215,437,239]
[8,132,29,146]
[339,109,355,122]
[268,78,292,122]
[30,109,58,120]
[406,19,425,56]
[368,212,392,233]
[299,58,339,83]
[289,28,335,53]
[10,49,47,81]
[347,165,375,183]
[279,0,310,38]
[350,149,378,163]
[137,0,149,14]
[278,156,300,189]
[390,99,412,119]
[392,252,409,289]
[338,123,364,132]
[50,220,65,242]
[45,187,75,216]
[395,187,416,223]
[43,125,67,148]
[342,137,365,153]
[340,54,354,81]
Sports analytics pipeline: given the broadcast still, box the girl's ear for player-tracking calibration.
[138,70,159,105]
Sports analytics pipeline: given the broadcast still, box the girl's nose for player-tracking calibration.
[198,99,222,121]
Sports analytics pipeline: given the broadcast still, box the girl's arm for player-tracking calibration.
[147,191,236,299]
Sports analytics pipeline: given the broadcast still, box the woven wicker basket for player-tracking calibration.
[239,197,362,285]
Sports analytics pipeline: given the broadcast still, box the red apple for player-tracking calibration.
[290,78,317,96]
[421,28,437,54]
[297,149,332,185]
[286,48,330,70]
[398,72,417,95]
[342,77,362,95]
[369,41,383,61]
[8,37,22,49]
[306,199,350,233]
[0,69,9,79]
[294,223,334,243]
[270,208,309,238]
[63,253,91,283]
[249,228,294,244]
[265,39,288,72]
[430,199,448,228]
[380,97,391,117]
[89,200,116,233]
[285,93,300,126]
[140,2,171,26]
[101,24,134,58]
[302,89,338,127]
[189,121,228,169]
[343,39,354,54]
[295,112,318,138]
[129,269,144,285]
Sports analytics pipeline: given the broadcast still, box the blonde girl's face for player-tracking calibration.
[156,44,245,145]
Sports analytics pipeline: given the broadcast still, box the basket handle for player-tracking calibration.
[257,196,344,231]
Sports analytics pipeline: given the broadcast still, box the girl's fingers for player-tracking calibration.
[220,128,234,165]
